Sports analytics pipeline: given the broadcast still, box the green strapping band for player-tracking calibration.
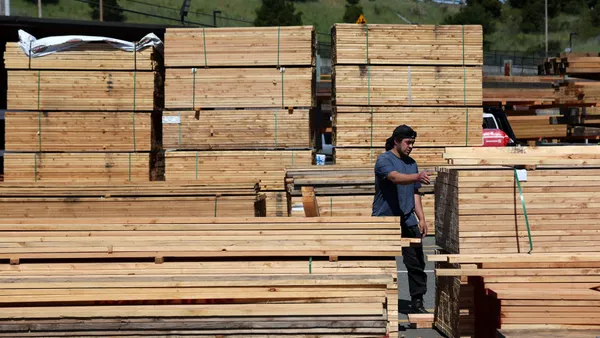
[308,256,312,274]
[128,153,132,182]
[291,150,295,166]
[178,111,182,147]
[202,28,208,68]
[462,26,469,146]
[192,68,197,109]
[214,196,218,217]
[37,71,42,152]
[365,24,374,164]
[514,168,533,254]
[281,69,285,109]
[195,151,199,180]
[33,153,38,182]
[132,42,138,152]
[277,26,281,68]
[274,110,278,148]
[330,196,333,216]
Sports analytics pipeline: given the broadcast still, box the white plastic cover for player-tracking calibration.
[17,29,164,58]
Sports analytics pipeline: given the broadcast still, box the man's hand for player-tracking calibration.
[417,171,431,185]
[418,220,428,238]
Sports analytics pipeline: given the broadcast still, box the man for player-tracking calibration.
[372,125,431,314]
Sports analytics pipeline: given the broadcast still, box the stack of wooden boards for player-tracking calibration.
[3,41,164,182]
[431,253,600,338]
[0,216,419,337]
[163,27,316,216]
[331,24,483,166]
[0,182,264,218]
[285,167,435,230]
[539,52,600,80]
[433,165,600,338]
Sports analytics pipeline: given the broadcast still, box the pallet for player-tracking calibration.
[334,106,482,147]
[332,24,483,66]
[164,150,313,190]
[165,26,315,67]
[165,67,314,109]
[7,70,160,111]
[333,65,482,107]
[162,109,310,150]
[4,112,152,152]
[3,153,149,183]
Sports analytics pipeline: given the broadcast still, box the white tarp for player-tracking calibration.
[17,29,164,58]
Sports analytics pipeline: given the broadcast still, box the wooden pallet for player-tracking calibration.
[4,42,159,71]
[7,70,159,111]
[4,112,152,152]
[332,24,483,66]
[443,146,600,165]
[162,109,310,150]
[165,150,313,190]
[334,147,447,167]
[165,67,314,109]
[3,153,149,183]
[334,106,482,147]
[165,26,315,67]
[334,65,482,107]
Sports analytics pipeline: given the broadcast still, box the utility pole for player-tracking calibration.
[99,0,103,21]
[0,0,10,16]
[545,0,548,57]
[37,0,42,18]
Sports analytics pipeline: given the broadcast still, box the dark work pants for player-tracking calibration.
[401,224,427,299]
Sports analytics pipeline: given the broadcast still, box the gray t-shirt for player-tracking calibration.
[372,150,421,226]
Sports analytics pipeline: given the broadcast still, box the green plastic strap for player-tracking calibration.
[513,168,533,254]
[214,196,218,217]
[33,153,38,182]
[195,151,199,180]
[37,70,42,152]
[274,110,278,148]
[128,153,132,182]
[192,68,197,109]
[308,256,312,274]
[281,68,285,109]
[291,150,295,166]
[365,24,374,163]
[202,28,208,67]
[277,26,281,68]
[178,111,182,147]
[330,196,333,216]
[132,42,138,152]
[462,26,469,146]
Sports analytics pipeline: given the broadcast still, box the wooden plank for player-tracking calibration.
[443,146,600,165]
[334,147,446,167]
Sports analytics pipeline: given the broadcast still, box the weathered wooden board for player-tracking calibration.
[5,112,152,152]
[334,106,482,147]
[165,67,314,109]
[3,153,149,183]
[332,24,483,66]
[165,26,315,67]
[162,109,310,150]
[334,65,482,107]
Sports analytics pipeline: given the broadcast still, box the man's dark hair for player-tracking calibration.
[385,125,417,151]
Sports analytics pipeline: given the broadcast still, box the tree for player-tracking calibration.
[89,0,125,22]
[343,0,363,23]
[254,0,303,26]
[443,0,503,35]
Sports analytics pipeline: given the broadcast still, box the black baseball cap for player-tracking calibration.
[392,125,417,139]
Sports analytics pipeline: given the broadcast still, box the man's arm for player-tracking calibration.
[414,191,428,237]
[375,157,431,186]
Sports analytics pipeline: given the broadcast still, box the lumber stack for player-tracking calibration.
[163,27,315,216]
[0,182,263,218]
[0,216,419,337]
[433,166,600,338]
[431,253,600,337]
[331,24,483,167]
[539,52,600,80]
[3,40,164,182]
[285,167,436,231]
[335,147,448,167]
[506,115,567,140]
